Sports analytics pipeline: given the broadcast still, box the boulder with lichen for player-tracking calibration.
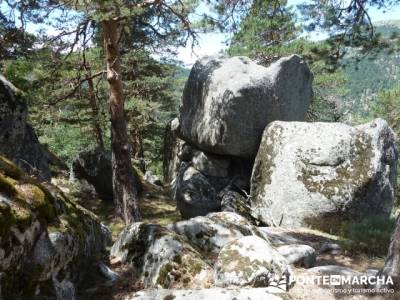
[0,156,111,299]
[110,222,212,289]
[250,119,397,229]
[167,211,268,256]
[214,236,291,287]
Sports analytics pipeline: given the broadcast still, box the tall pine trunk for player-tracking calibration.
[103,18,141,223]
[130,127,145,172]
[85,63,105,149]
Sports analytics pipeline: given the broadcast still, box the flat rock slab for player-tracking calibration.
[126,288,283,300]
[258,227,336,248]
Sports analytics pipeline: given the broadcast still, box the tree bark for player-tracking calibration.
[380,215,400,288]
[103,18,141,223]
[130,127,145,173]
[84,63,105,149]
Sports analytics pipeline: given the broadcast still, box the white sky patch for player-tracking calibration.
[177,32,228,66]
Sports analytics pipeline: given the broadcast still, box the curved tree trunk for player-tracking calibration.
[103,18,141,223]
[85,62,105,149]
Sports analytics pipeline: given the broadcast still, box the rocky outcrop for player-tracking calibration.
[111,211,293,291]
[179,55,313,158]
[169,137,253,219]
[167,212,267,255]
[0,75,51,180]
[219,189,256,223]
[71,148,142,201]
[173,163,220,219]
[251,119,397,229]
[0,156,111,299]
[214,236,291,287]
[110,222,212,288]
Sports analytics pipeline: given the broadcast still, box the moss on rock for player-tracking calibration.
[0,155,110,299]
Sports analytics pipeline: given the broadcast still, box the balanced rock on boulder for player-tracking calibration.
[179,55,313,158]
[250,118,398,228]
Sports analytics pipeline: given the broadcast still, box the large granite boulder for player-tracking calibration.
[250,119,397,228]
[110,222,212,289]
[167,211,267,255]
[214,236,291,287]
[0,156,111,299]
[0,75,50,180]
[179,55,313,158]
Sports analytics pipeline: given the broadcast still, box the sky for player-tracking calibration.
[177,1,400,66]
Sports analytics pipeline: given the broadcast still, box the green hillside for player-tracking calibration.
[342,21,400,120]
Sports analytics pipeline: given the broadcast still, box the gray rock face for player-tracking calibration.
[168,134,253,219]
[163,118,185,186]
[110,222,212,288]
[276,244,316,268]
[173,163,220,219]
[71,148,114,201]
[127,288,283,300]
[214,236,291,287]
[0,75,50,180]
[179,55,313,158]
[251,119,397,228]
[0,156,111,300]
[71,148,142,201]
[219,189,256,223]
[167,211,267,255]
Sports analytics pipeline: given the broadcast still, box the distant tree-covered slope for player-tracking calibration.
[342,21,400,120]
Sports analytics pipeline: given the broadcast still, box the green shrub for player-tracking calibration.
[339,215,396,257]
